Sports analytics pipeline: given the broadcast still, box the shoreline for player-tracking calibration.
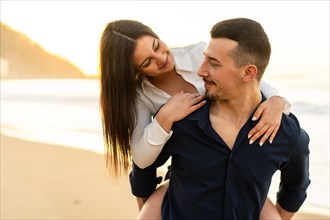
[1,134,329,219]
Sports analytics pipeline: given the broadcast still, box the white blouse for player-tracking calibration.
[131,41,291,168]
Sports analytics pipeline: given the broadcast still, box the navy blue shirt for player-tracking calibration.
[130,98,310,220]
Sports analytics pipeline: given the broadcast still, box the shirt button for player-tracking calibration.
[227,180,231,184]
[226,206,231,210]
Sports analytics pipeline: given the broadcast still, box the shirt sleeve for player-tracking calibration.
[130,152,171,197]
[276,128,311,212]
[129,162,158,197]
[131,99,173,169]
[260,80,291,115]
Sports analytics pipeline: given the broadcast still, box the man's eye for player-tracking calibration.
[210,61,219,67]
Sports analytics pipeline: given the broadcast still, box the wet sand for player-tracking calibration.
[1,134,329,219]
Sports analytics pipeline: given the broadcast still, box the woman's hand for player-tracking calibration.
[248,96,285,146]
[156,91,206,133]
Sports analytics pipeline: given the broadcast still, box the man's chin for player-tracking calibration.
[205,92,218,101]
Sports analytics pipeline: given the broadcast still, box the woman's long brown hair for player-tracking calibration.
[99,20,158,178]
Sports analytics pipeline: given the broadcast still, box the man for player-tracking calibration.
[130,18,310,220]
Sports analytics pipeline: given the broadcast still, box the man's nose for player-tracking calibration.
[198,61,208,77]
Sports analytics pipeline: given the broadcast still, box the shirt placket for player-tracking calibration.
[223,150,234,219]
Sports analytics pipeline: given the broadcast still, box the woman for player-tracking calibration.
[99,20,289,219]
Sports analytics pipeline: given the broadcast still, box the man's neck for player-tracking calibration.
[213,88,261,118]
[209,89,262,149]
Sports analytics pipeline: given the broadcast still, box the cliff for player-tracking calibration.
[1,22,85,79]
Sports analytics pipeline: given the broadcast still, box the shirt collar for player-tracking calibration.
[186,92,267,124]
[171,49,194,73]
[184,92,267,147]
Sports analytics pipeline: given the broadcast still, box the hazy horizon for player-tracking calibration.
[1,1,329,80]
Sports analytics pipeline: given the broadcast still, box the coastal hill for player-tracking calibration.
[1,22,85,79]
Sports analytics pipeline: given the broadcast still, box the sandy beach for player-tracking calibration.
[1,134,139,219]
[1,134,329,220]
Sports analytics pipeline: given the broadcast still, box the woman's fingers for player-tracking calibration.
[251,102,265,121]
[249,122,280,146]
[249,123,268,146]
[190,99,207,111]
[269,125,280,144]
[249,97,283,145]
[191,94,205,105]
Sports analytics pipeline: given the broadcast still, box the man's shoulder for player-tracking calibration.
[281,113,303,133]
[184,99,211,121]
[279,112,310,146]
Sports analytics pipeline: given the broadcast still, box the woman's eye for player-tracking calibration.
[154,41,160,51]
[143,59,151,68]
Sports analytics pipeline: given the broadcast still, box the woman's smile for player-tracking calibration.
[159,53,169,69]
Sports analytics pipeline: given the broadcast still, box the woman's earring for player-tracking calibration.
[135,71,141,79]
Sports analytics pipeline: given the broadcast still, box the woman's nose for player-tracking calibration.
[155,52,165,65]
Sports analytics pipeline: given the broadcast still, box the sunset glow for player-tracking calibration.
[1,1,329,78]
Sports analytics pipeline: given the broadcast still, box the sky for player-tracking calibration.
[1,1,329,79]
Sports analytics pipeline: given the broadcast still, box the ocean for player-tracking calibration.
[1,78,329,211]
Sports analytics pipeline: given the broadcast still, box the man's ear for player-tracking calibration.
[242,65,257,82]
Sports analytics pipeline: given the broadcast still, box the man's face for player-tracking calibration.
[198,38,244,101]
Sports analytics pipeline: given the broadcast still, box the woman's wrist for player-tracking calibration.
[155,109,173,133]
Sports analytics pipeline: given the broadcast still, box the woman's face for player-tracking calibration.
[133,35,175,77]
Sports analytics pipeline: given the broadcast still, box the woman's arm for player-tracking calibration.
[260,80,291,115]
[248,80,292,146]
[131,92,205,169]
[130,100,169,169]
